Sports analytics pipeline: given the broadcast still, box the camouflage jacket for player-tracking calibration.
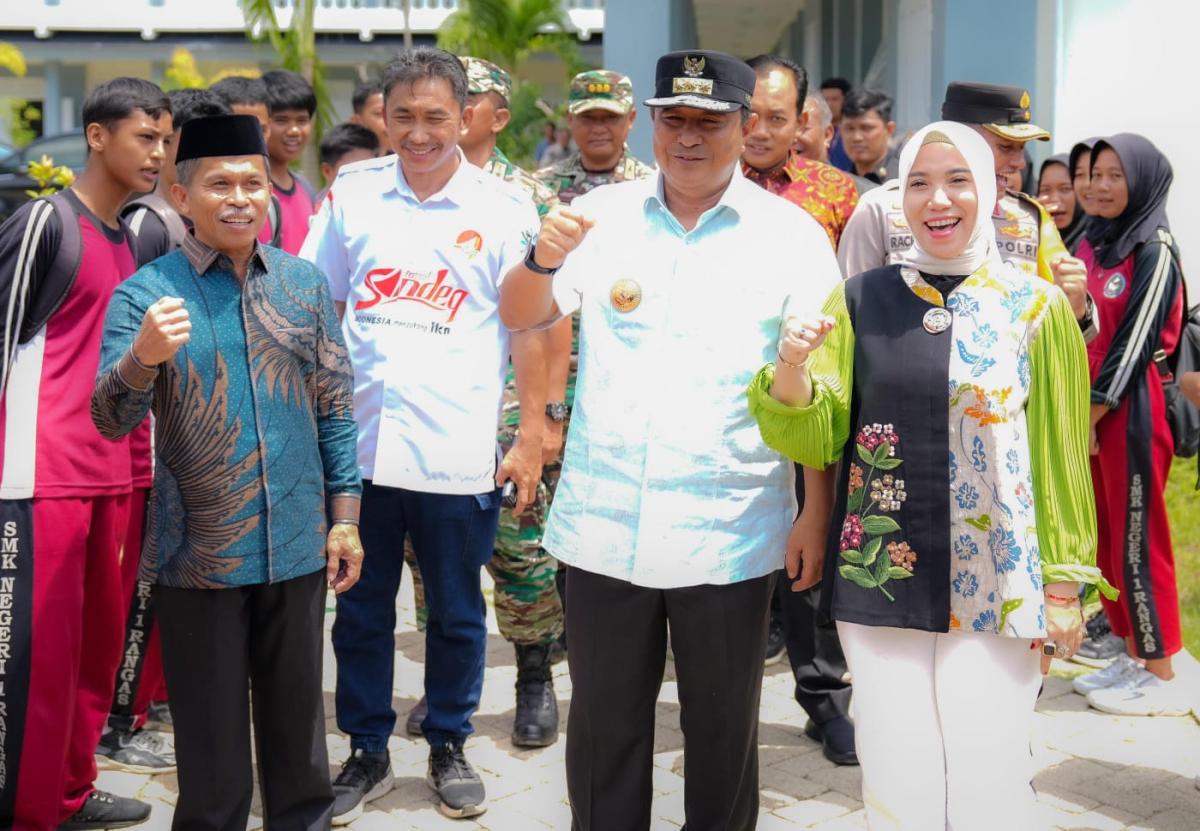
[484,146,559,219]
[534,148,656,205]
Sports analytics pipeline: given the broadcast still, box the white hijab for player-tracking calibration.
[897,120,1001,276]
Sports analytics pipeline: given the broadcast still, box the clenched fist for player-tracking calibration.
[133,297,192,366]
[779,315,834,367]
[533,206,595,272]
[1050,255,1089,320]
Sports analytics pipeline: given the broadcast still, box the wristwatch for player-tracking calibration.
[545,401,568,423]
[524,243,559,276]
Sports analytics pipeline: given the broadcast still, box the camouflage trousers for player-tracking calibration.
[406,433,565,646]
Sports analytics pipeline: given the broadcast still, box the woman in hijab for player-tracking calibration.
[1074,134,1187,717]
[748,121,1114,830]
[1070,138,1106,258]
[1038,154,1089,252]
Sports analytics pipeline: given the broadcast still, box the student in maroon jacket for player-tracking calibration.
[0,77,171,830]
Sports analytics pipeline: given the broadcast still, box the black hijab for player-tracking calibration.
[1069,137,1108,250]
[1038,154,1089,252]
[1090,133,1173,268]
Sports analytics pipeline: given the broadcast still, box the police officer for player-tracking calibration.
[402,57,566,750]
[839,82,1095,332]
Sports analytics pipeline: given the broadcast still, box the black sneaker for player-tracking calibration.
[146,701,172,728]
[764,616,786,666]
[95,728,176,774]
[1072,614,1126,667]
[331,749,393,826]
[428,742,486,819]
[406,696,428,737]
[60,790,150,830]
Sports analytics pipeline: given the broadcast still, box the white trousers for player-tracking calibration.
[837,622,1043,831]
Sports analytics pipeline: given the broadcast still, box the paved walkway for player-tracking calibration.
[102,571,1200,830]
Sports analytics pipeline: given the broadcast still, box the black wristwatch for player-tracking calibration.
[524,243,559,276]
[545,401,568,423]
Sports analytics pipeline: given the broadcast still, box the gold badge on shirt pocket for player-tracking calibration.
[610,279,642,313]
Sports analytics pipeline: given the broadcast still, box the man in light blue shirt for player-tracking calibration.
[500,50,841,829]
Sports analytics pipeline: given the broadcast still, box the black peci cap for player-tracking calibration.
[644,50,756,113]
[176,114,269,164]
[941,81,1050,142]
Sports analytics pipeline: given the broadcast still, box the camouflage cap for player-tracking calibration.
[568,70,633,115]
[461,56,512,103]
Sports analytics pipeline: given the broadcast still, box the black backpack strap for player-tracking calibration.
[122,193,188,249]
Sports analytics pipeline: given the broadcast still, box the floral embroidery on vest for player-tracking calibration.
[837,423,917,601]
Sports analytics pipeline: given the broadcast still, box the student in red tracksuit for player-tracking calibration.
[0,77,171,830]
[1072,133,1188,717]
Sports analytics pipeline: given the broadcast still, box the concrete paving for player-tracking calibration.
[100,570,1200,830]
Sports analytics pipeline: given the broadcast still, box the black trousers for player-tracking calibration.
[155,569,333,831]
[777,463,850,725]
[565,566,772,831]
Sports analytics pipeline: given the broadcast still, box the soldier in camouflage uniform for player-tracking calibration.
[403,56,566,749]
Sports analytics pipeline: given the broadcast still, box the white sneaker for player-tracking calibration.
[1086,668,1192,716]
[1072,652,1141,695]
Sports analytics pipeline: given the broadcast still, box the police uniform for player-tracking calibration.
[839,82,1070,283]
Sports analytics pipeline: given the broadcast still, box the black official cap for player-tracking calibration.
[644,50,756,113]
[941,81,1050,142]
[176,114,269,163]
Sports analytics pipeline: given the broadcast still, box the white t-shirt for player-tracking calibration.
[301,152,539,494]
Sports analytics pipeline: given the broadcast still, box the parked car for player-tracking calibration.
[0,131,87,222]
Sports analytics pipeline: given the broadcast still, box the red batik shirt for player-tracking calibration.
[743,153,859,250]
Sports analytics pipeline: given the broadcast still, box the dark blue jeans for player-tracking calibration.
[333,480,500,750]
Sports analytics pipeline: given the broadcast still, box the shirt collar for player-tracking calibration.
[392,148,477,206]
[644,164,755,234]
[181,231,270,277]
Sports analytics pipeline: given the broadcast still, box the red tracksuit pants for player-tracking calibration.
[1090,370,1181,660]
[108,488,167,733]
[5,494,129,830]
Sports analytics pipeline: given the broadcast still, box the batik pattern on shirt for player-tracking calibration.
[743,153,859,248]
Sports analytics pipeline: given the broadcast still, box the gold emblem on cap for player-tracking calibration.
[610,279,642,313]
[673,77,714,95]
[1019,90,1030,109]
[682,55,706,78]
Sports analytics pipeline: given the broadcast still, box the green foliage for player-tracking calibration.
[7,99,41,147]
[497,81,555,170]
[24,154,74,198]
[1165,462,1200,655]
[0,42,27,78]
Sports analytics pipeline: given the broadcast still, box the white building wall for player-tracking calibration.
[1054,0,1199,276]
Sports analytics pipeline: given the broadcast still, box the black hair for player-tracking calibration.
[352,80,383,114]
[166,88,231,133]
[379,47,468,111]
[81,76,170,131]
[819,77,852,95]
[261,69,317,116]
[320,122,380,166]
[209,75,268,108]
[746,54,809,115]
[843,87,893,123]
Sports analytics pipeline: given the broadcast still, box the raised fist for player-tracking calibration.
[1050,255,1089,321]
[533,206,595,271]
[779,315,834,367]
[132,297,191,366]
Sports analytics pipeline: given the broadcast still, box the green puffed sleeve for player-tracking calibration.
[1027,290,1118,599]
[747,283,854,469]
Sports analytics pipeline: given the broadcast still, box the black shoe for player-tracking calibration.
[512,643,559,748]
[804,717,858,766]
[428,741,486,818]
[95,727,176,774]
[331,749,393,826]
[145,701,172,728]
[1072,614,1126,667]
[764,617,786,666]
[60,790,150,830]
[406,696,428,737]
[548,636,567,665]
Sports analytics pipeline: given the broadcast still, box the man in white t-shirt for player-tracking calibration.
[301,48,543,823]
